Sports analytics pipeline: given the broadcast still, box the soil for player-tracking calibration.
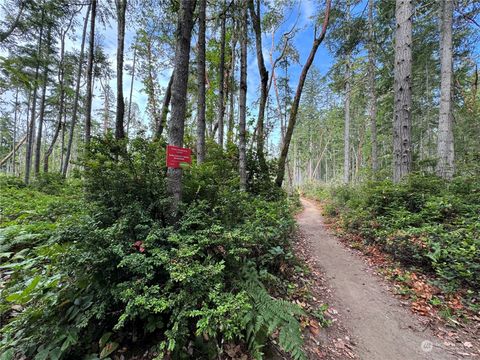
[294,198,463,360]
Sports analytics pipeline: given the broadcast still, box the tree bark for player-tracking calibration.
[343,0,351,184]
[63,5,90,177]
[393,0,413,183]
[166,0,196,210]
[436,0,454,179]
[44,23,69,173]
[127,43,137,136]
[85,0,97,144]
[249,0,268,170]
[217,2,226,148]
[197,0,206,163]
[275,0,331,187]
[227,37,236,146]
[368,0,378,173]
[115,0,127,140]
[34,28,51,176]
[239,1,248,190]
[156,73,173,138]
[24,12,44,184]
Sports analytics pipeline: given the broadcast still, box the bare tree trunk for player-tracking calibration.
[34,29,51,176]
[239,1,248,190]
[44,16,72,173]
[217,2,226,148]
[344,56,351,183]
[115,0,127,140]
[368,0,378,173]
[436,0,454,179]
[12,88,19,175]
[127,43,137,136]
[85,0,97,144]
[63,5,90,177]
[249,0,268,170]
[393,0,413,183]
[196,0,206,163]
[166,0,196,210]
[156,73,173,138]
[25,11,44,184]
[227,30,237,146]
[343,0,351,184]
[275,0,331,187]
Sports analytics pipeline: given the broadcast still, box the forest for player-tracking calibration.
[0,0,479,359]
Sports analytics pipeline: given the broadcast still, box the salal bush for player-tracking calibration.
[0,137,305,360]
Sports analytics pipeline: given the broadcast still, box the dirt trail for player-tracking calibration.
[297,198,457,360]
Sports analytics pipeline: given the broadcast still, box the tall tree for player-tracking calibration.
[24,9,45,184]
[63,5,90,176]
[343,0,351,184]
[239,1,248,190]
[34,27,52,176]
[275,0,332,187]
[85,0,97,144]
[217,2,226,148]
[196,0,206,163]
[368,0,378,173]
[44,12,74,172]
[166,0,196,210]
[249,0,268,170]
[392,0,413,183]
[436,0,455,179]
[115,0,127,140]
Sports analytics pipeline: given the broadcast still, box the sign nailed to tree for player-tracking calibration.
[166,145,192,169]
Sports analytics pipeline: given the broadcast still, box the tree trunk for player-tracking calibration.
[343,0,351,184]
[344,56,351,183]
[227,33,237,146]
[436,0,454,179]
[115,0,127,140]
[34,29,51,176]
[156,73,173,138]
[166,0,196,210]
[127,43,137,136]
[249,0,268,170]
[12,88,19,175]
[25,11,44,184]
[85,0,97,144]
[196,0,206,163]
[239,1,248,190]
[275,0,331,187]
[393,0,413,183]
[217,2,226,148]
[44,15,72,173]
[368,0,378,173]
[63,5,90,177]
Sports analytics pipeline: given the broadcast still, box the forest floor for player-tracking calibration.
[293,198,479,360]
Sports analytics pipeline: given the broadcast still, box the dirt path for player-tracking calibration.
[297,198,458,360]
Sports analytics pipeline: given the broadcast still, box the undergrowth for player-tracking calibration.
[0,137,306,360]
[303,174,480,309]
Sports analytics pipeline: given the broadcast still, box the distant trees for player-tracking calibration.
[0,0,478,190]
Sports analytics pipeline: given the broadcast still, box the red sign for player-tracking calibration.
[166,145,192,169]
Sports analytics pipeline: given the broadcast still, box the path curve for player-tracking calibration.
[298,198,457,360]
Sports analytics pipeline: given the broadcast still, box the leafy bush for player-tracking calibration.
[0,137,305,360]
[305,174,480,292]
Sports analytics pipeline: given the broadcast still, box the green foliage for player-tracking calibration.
[0,138,303,359]
[306,174,480,293]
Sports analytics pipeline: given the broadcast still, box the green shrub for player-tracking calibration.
[305,174,480,293]
[0,137,304,360]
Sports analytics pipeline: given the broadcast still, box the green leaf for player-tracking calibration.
[99,342,119,359]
